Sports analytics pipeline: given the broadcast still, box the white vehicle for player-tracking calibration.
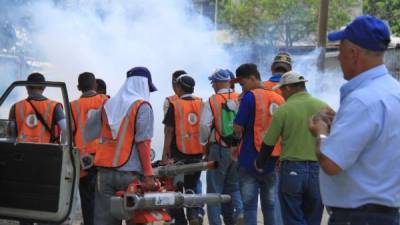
[0,81,79,224]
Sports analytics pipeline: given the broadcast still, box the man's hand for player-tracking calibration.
[309,107,335,137]
[162,158,175,165]
[309,115,328,137]
[143,176,156,191]
[319,106,336,127]
[231,146,240,161]
[162,151,170,161]
[233,124,243,139]
[203,144,210,161]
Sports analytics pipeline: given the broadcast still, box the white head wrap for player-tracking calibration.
[104,76,149,138]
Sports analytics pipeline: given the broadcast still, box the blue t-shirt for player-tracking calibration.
[268,74,282,82]
[234,91,277,174]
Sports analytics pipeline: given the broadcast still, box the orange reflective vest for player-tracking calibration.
[263,80,282,96]
[251,89,285,156]
[171,97,203,155]
[15,99,60,143]
[94,100,147,168]
[71,94,108,155]
[209,92,239,145]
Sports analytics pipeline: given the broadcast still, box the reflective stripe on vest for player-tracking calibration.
[175,102,187,154]
[171,97,203,155]
[251,89,284,156]
[94,100,145,168]
[112,108,132,167]
[15,99,58,143]
[209,92,239,145]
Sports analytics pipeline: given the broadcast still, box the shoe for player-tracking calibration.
[235,213,244,225]
[164,218,175,225]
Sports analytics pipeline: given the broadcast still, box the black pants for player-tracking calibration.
[79,168,96,225]
[328,205,400,225]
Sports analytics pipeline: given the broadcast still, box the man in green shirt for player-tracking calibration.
[255,71,328,225]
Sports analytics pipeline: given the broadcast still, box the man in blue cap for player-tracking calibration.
[84,67,156,225]
[200,69,243,225]
[309,15,400,225]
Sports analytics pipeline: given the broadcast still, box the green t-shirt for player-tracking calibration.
[263,92,328,161]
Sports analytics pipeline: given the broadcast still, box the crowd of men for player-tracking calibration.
[9,15,400,225]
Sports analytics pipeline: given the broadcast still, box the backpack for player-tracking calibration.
[216,94,240,147]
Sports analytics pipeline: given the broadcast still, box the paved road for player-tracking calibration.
[1,209,330,225]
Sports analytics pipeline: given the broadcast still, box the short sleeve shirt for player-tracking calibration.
[263,92,327,161]
[320,65,400,208]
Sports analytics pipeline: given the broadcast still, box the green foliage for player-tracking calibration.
[218,0,355,46]
[364,0,400,36]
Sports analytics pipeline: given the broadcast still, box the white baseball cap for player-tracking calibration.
[272,71,308,90]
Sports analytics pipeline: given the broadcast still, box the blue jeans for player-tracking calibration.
[207,144,243,225]
[239,167,276,225]
[328,208,399,225]
[279,161,323,225]
[274,174,283,225]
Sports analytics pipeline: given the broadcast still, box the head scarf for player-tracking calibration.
[104,76,149,138]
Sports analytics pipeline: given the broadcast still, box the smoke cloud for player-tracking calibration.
[292,48,344,110]
[0,0,347,156]
[1,0,234,154]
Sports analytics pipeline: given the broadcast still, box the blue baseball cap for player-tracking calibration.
[127,67,157,92]
[208,69,232,83]
[328,15,391,52]
[225,69,235,79]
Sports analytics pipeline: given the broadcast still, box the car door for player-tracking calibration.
[0,81,79,224]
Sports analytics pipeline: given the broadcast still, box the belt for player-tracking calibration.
[281,160,318,164]
[210,142,230,149]
[328,204,399,214]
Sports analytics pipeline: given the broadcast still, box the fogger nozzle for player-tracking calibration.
[153,161,218,177]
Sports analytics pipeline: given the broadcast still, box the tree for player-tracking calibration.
[218,0,356,47]
[363,0,400,36]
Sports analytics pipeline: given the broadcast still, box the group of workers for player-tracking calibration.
[9,15,400,225]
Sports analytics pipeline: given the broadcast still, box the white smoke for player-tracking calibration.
[20,0,233,154]
[0,0,347,155]
[292,48,344,110]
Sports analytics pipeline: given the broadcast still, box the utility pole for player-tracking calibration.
[317,0,329,72]
[214,0,219,30]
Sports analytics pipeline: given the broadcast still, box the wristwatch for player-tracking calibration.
[318,134,328,140]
